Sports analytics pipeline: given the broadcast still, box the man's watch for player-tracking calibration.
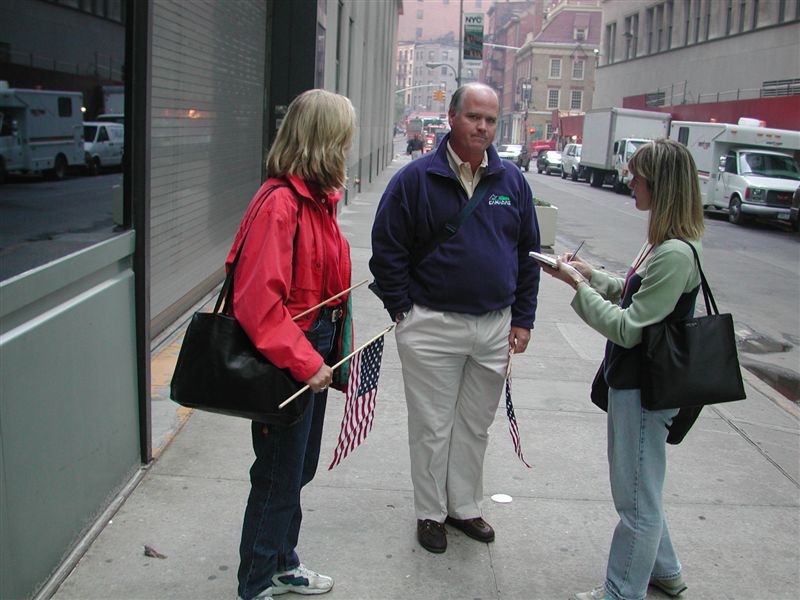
[394,311,407,323]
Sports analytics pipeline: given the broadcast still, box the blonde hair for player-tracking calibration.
[266,89,357,193]
[628,138,705,245]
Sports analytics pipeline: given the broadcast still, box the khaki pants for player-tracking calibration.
[395,304,510,521]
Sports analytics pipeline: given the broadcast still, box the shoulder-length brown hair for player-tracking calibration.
[266,89,357,193]
[628,138,705,245]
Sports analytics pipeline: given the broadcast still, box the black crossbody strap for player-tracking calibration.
[413,176,493,267]
[214,183,289,314]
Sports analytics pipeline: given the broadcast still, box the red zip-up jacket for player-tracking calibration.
[226,175,352,384]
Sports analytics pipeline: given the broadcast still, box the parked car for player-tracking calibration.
[537,150,562,175]
[516,145,531,171]
[96,113,125,125]
[497,143,523,163]
[790,185,800,232]
[83,121,124,175]
[561,143,584,181]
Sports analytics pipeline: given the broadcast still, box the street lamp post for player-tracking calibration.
[425,62,460,87]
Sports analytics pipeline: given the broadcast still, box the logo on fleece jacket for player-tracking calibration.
[488,194,511,206]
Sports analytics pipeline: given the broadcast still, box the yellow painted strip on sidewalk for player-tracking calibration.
[151,332,194,459]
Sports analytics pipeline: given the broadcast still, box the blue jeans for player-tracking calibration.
[605,387,682,600]
[237,318,335,600]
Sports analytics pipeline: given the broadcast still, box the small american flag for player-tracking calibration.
[329,335,385,469]
[505,376,531,468]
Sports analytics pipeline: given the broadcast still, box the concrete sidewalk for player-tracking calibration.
[52,154,799,600]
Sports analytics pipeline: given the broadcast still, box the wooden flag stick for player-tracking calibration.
[279,324,395,409]
[506,347,515,379]
[291,279,369,321]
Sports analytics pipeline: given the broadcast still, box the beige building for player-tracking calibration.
[594,0,800,108]
[513,2,602,143]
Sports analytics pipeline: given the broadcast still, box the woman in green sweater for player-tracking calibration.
[543,139,705,600]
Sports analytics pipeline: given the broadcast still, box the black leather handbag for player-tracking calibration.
[170,185,311,425]
[640,241,746,411]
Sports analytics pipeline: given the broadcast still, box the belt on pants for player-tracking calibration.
[317,305,343,322]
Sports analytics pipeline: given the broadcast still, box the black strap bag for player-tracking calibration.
[640,240,746,411]
[170,185,312,425]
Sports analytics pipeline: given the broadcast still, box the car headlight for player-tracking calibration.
[745,187,767,203]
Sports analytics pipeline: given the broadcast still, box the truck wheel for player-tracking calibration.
[48,155,68,181]
[561,169,566,179]
[0,159,6,185]
[590,170,603,187]
[571,168,578,182]
[87,156,100,176]
[612,174,626,194]
[728,196,748,225]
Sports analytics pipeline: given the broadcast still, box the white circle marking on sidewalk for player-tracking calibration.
[490,493,513,503]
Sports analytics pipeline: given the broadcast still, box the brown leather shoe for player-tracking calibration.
[445,516,495,543]
[417,519,447,553]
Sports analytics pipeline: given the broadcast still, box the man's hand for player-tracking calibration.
[509,326,531,354]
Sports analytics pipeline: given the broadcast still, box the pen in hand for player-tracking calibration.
[569,240,585,262]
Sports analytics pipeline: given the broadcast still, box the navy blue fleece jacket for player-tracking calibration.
[369,135,541,329]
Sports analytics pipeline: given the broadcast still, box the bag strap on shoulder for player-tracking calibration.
[676,238,718,316]
[413,176,493,267]
[215,183,289,314]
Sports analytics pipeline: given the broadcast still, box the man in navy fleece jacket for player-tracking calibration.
[369,83,541,554]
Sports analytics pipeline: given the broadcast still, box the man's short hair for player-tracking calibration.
[449,83,498,114]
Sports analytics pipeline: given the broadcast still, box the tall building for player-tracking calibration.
[513,3,601,144]
[397,0,490,43]
[395,0,492,119]
[594,0,800,120]
[482,0,601,144]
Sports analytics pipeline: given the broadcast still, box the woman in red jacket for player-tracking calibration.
[231,89,356,600]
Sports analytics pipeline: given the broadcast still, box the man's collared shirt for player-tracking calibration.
[446,142,488,199]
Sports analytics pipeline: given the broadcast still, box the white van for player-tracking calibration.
[671,120,800,225]
[83,121,124,174]
[561,143,584,181]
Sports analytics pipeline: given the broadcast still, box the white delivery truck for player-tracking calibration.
[0,81,84,182]
[671,119,800,225]
[581,107,672,193]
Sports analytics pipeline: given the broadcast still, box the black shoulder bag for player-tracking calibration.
[640,240,746,410]
[369,177,492,300]
[170,184,312,425]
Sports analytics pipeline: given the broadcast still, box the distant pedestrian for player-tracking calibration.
[541,139,703,600]
[406,135,423,159]
[230,89,356,600]
[370,82,541,554]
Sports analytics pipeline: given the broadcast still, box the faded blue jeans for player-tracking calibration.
[604,387,683,600]
[237,317,335,600]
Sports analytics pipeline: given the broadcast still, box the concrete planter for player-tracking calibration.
[535,204,558,248]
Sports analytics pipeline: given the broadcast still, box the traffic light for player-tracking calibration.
[433,89,446,102]
[528,127,536,134]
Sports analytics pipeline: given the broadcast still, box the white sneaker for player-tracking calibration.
[237,586,273,600]
[271,563,333,595]
[573,585,614,600]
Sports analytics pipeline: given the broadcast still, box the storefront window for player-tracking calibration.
[0,0,127,281]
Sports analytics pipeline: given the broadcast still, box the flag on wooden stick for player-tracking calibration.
[504,349,531,468]
[329,335,386,469]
